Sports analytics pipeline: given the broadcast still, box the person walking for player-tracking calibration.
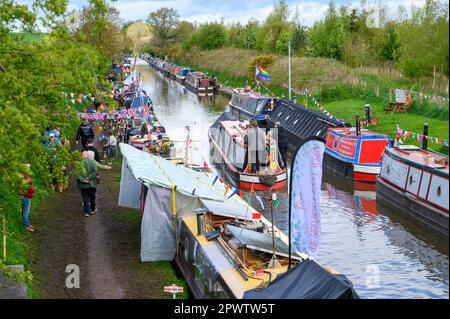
[85,138,101,163]
[76,119,95,150]
[274,122,288,168]
[21,164,35,232]
[106,132,118,161]
[76,151,111,217]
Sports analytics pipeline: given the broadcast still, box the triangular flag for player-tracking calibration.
[212,176,219,185]
[224,184,230,198]
[255,195,265,209]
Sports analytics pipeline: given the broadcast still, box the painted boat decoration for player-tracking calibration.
[228,89,349,152]
[185,71,217,97]
[118,143,359,299]
[376,145,449,235]
[209,112,287,191]
[323,127,391,183]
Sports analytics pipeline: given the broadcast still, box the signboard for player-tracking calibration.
[395,89,407,103]
[164,284,184,299]
[326,133,357,159]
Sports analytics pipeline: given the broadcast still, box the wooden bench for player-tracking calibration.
[384,102,408,114]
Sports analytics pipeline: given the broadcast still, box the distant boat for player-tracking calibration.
[376,145,449,236]
[185,71,217,97]
[175,67,191,85]
[323,127,391,182]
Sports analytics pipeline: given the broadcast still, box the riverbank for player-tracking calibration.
[1,153,188,298]
[173,48,449,154]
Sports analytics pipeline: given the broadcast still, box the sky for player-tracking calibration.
[20,0,428,26]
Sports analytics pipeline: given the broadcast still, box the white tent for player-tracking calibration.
[118,143,259,261]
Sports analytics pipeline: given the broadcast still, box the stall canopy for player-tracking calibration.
[119,143,224,201]
[243,259,359,299]
[118,143,263,261]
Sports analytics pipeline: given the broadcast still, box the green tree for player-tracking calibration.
[146,7,179,49]
[194,22,227,50]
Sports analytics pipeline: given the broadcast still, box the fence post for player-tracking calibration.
[1,208,5,261]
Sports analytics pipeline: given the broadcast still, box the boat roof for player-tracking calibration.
[226,224,302,260]
[220,120,249,137]
[387,146,449,175]
[232,88,271,99]
[119,143,262,218]
[328,127,390,139]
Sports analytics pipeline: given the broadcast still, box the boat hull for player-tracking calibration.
[185,81,214,97]
[376,176,449,236]
[323,151,380,182]
[176,76,185,85]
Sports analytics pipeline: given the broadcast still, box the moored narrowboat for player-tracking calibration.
[175,67,191,85]
[185,71,217,96]
[229,89,349,152]
[376,145,449,235]
[323,127,391,182]
[209,113,287,191]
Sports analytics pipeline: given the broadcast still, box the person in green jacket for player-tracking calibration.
[77,151,111,217]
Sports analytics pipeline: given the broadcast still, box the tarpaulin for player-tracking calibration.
[243,259,359,299]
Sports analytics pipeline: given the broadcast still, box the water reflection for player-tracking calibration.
[139,65,449,299]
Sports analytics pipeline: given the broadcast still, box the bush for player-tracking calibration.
[195,22,227,50]
[247,54,275,80]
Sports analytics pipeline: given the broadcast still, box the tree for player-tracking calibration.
[256,0,290,52]
[77,3,126,60]
[146,7,179,49]
[380,23,400,71]
[307,1,349,60]
[189,22,227,50]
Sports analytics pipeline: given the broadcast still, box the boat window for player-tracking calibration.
[234,143,246,170]
[223,132,232,160]
[437,186,442,197]
[256,99,266,113]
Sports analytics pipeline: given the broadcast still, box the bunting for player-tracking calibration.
[287,86,346,125]
[396,125,448,147]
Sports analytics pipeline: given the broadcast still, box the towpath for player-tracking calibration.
[27,159,180,298]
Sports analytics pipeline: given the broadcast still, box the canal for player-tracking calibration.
[138,64,449,299]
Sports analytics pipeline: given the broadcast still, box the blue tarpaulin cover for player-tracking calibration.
[243,259,359,299]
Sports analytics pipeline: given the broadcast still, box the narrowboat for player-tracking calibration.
[323,127,391,182]
[118,143,359,299]
[376,145,449,236]
[169,65,178,80]
[175,67,191,85]
[162,63,174,78]
[209,113,287,191]
[185,71,217,97]
[228,89,349,152]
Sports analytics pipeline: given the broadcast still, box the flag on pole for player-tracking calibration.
[289,137,325,260]
[255,65,271,81]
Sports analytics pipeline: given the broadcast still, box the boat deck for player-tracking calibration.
[329,127,390,138]
[388,146,449,174]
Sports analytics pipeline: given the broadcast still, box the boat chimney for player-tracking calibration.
[194,208,207,236]
[365,104,371,124]
[422,123,429,150]
[356,116,361,136]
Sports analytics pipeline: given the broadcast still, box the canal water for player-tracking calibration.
[138,64,449,299]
